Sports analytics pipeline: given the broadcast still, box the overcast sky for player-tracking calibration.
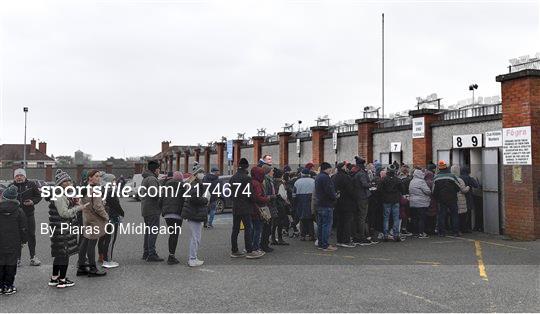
[1,0,539,160]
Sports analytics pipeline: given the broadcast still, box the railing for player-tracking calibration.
[440,103,501,121]
[378,116,412,128]
[509,57,540,73]
[331,124,358,134]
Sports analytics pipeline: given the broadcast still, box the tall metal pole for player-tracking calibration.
[23,107,28,170]
[382,13,385,119]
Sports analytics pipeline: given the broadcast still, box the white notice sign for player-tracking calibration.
[296,138,301,155]
[412,117,425,138]
[503,126,532,165]
[390,142,402,152]
[485,130,503,147]
[332,131,338,150]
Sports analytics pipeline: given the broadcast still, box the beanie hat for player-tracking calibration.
[55,169,72,186]
[387,164,397,173]
[273,168,284,179]
[283,165,292,173]
[301,168,310,175]
[239,158,249,169]
[148,160,160,172]
[320,162,332,172]
[438,160,448,170]
[13,168,26,178]
[305,162,314,170]
[2,185,18,201]
[354,156,366,166]
[101,173,116,186]
[211,166,220,173]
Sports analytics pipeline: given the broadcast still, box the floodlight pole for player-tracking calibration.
[382,13,385,119]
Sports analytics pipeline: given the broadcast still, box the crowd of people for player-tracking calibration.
[0,153,480,295]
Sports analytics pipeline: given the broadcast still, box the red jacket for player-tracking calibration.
[251,167,270,220]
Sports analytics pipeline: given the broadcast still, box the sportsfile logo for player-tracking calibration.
[41,182,251,200]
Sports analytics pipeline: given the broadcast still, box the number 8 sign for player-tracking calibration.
[452,134,483,148]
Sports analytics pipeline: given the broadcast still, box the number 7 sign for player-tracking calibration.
[390,142,402,152]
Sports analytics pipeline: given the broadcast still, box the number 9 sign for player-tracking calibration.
[453,134,483,148]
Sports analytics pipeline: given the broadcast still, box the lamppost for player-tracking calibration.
[469,84,478,104]
[23,107,28,170]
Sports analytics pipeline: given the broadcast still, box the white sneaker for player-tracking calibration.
[314,239,318,247]
[102,261,119,268]
[188,259,204,267]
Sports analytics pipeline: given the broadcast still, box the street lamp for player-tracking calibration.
[23,107,28,170]
[469,84,478,104]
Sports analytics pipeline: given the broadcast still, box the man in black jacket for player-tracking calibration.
[377,165,404,242]
[352,157,375,246]
[332,162,356,248]
[229,158,262,259]
[9,168,41,266]
[433,160,461,237]
[315,162,337,251]
[203,167,220,228]
[0,186,28,295]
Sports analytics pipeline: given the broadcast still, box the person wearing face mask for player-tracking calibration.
[181,165,210,267]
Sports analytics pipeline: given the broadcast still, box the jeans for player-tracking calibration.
[165,218,182,255]
[261,222,271,250]
[187,220,203,261]
[317,207,333,249]
[410,207,427,235]
[208,201,217,226]
[231,214,253,253]
[438,202,459,235]
[143,214,161,257]
[383,203,400,237]
[252,219,263,251]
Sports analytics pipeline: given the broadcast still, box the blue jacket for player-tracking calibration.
[293,176,315,219]
[315,172,337,209]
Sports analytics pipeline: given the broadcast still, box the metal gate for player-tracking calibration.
[482,148,500,234]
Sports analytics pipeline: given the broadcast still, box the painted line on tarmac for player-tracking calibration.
[474,240,489,281]
[197,268,216,273]
[447,236,529,251]
[398,290,451,310]
[415,260,441,266]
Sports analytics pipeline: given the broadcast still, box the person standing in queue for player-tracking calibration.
[141,160,164,262]
[77,169,108,277]
[333,161,356,248]
[160,171,185,265]
[181,165,209,267]
[10,168,42,267]
[314,162,337,251]
[432,160,461,237]
[48,169,89,288]
[203,167,220,229]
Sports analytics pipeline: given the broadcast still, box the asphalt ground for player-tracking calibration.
[2,198,539,312]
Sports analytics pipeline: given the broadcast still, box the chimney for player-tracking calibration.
[30,139,36,155]
[38,142,47,155]
[161,141,170,153]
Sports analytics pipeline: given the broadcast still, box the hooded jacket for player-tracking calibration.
[9,179,42,216]
[229,168,253,216]
[202,173,219,203]
[0,200,28,254]
[251,167,270,220]
[377,171,403,204]
[181,178,209,222]
[353,167,372,200]
[409,169,432,208]
[160,178,185,217]
[141,170,161,217]
[332,168,356,212]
